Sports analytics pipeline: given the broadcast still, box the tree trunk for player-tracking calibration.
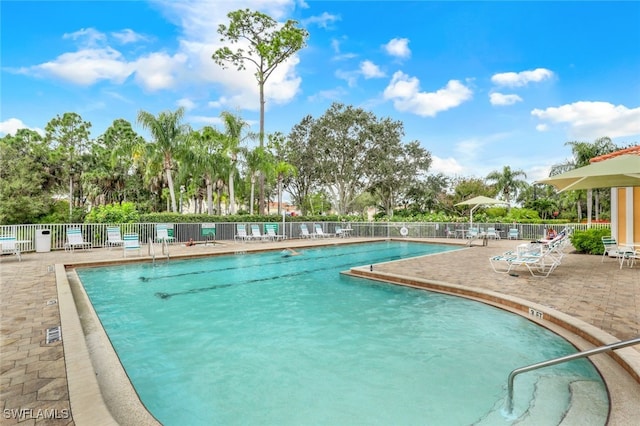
[165,160,177,213]
[258,80,266,215]
[228,171,235,214]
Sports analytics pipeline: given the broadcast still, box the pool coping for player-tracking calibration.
[345,265,640,425]
[54,239,640,424]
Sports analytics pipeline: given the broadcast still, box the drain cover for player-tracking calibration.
[45,326,61,344]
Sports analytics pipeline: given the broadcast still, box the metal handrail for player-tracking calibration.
[506,336,640,413]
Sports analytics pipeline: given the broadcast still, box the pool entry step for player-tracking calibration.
[474,375,607,425]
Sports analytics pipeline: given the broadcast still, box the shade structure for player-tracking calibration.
[455,196,508,227]
[535,154,640,192]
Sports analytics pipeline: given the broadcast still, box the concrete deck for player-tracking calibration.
[1,237,639,425]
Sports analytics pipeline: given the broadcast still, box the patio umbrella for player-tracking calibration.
[535,154,640,192]
[455,196,508,227]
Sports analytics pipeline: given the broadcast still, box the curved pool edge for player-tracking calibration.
[345,266,640,425]
[54,243,640,426]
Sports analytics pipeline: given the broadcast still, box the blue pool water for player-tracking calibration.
[77,241,607,425]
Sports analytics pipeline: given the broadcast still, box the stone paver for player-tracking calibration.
[0,237,638,424]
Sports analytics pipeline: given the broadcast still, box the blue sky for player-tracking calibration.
[2,0,639,183]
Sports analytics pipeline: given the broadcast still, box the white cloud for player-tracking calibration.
[133,52,188,91]
[177,98,197,111]
[489,92,522,106]
[383,71,473,117]
[0,118,43,136]
[360,60,385,79]
[26,48,133,86]
[11,0,304,108]
[383,38,411,59]
[491,68,553,87]
[430,156,464,175]
[531,101,640,138]
[63,28,106,46]
[302,12,340,28]
[307,87,348,102]
[111,29,149,44]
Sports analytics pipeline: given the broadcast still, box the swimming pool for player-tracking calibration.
[76,241,607,425]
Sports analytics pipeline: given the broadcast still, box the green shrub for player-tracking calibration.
[570,228,611,255]
[85,202,140,223]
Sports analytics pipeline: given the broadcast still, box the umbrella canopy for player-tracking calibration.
[535,154,640,192]
[455,196,508,227]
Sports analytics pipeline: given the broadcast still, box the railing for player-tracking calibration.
[0,221,610,252]
[505,336,640,413]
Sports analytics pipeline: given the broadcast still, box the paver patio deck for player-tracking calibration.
[1,237,638,424]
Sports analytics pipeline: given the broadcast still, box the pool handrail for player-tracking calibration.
[505,336,640,413]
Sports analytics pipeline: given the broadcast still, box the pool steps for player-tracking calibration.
[474,376,607,425]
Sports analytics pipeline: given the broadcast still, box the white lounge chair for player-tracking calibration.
[235,224,250,242]
[155,224,175,244]
[250,224,269,242]
[486,227,500,239]
[601,236,624,262]
[65,228,92,252]
[123,233,141,257]
[0,236,22,261]
[106,226,124,249]
[490,239,564,278]
[314,224,333,238]
[265,224,285,241]
[300,224,313,239]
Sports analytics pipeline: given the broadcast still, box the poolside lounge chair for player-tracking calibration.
[314,224,333,238]
[155,224,175,244]
[65,228,92,252]
[300,224,313,239]
[0,236,22,261]
[235,224,250,242]
[490,237,565,278]
[466,228,479,239]
[106,226,124,249]
[265,225,285,241]
[486,227,500,239]
[601,236,625,262]
[250,224,269,242]
[123,233,141,257]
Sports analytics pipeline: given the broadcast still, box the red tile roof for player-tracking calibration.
[590,145,640,163]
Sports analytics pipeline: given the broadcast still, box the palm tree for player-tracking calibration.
[485,166,528,206]
[220,111,249,214]
[273,160,297,215]
[136,107,190,213]
[550,137,618,222]
[244,146,268,215]
[180,127,228,215]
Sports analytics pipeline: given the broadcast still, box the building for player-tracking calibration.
[590,145,640,245]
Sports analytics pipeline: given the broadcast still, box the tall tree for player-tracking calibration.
[283,115,320,215]
[45,112,92,221]
[180,126,228,215]
[213,8,309,214]
[137,107,190,213]
[220,111,250,214]
[267,133,297,215]
[485,165,528,206]
[311,103,376,215]
[0,129,54,224]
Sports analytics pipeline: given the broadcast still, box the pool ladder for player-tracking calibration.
[148,238,170,264]
[505,335,640,413]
